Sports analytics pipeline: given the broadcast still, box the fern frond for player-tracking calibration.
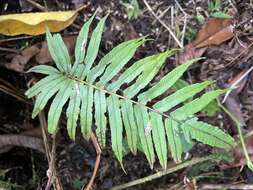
[26,13,236,169]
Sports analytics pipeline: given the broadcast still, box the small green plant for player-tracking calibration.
[25,13,235,169]
[123,0,140,20]
[208,0,232,18]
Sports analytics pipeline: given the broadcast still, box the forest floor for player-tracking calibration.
[0,0,253,189]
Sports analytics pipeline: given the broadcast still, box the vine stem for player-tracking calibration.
[111,154,220,190]
[218,100,253,171]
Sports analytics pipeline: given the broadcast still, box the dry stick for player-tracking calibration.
[82,132,102,190]
[222,65,253,103]
[111,154,218,190]
[200,183,253,189]
[174,0,187,47]
[38,112,63,190]
[23,0,47,11]
[142,0,183,48]
[226,41,253,68]
[0,84,31,105]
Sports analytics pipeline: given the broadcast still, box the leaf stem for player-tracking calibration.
[218,100,253,171]
[68,75,171,119]
[111,154,223,190]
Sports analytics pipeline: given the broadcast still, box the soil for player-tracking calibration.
[0,0,253,190]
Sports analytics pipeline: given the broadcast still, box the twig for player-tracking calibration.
[200,183,253,189]
[222,65,253,103]
[142,0,183,48]
[23,0,47,11]
[38,111,63,190]
[0,83,31,105]
[0,47,20,54]
[82,132,101,190]
[174,0,187,47]
[111,154,219,190]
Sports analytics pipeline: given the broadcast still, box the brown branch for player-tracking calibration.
[0,134,45,153]
[82,132,101,190]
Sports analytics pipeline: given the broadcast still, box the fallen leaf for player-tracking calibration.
[36,36,75,64]
[177,44,207,64]
[5,36,75,72]
[223,134,253,169]
[193,18,234,48]
[7,45,40,72]
[0,11,77,36]
[177,17,235,64]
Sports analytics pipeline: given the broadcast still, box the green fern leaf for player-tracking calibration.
[66,82,81,139]
[107,96,124,165]
[81,15,108,79]
[134,106,155,168]
[48,80,73,133]
[150,112,167,169]
[172,89,226,120]
[98,37,146,87]
[46,29,70,73]
[121,100,138,154]
[25,74,62,98]
[71,13,95,75]
[154,81,214,112]
[165,118,183,162]
[25,13,236,169]
[183,118,236,149]
[80,85,94,139]
[31,76,67,118]
[88,38,143,83]
[124,51,170,99]
[94,90,107,147]
[138,58,199,104]
[27,65,60,75]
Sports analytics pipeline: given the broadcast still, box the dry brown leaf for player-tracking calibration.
[7,45,40,72]
[177,17,235,64]
[226,134,253,169]
[5,36,75,72]
[36,36,75,64]
[177,44,207,64]
[193,18,234,48]
[0,11,77,36]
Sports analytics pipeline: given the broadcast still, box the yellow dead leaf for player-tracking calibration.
[0,11,77,36]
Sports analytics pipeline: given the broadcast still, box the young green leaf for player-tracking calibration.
[46,29,70,73]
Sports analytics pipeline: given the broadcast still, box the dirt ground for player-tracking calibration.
[0,0,253,189]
